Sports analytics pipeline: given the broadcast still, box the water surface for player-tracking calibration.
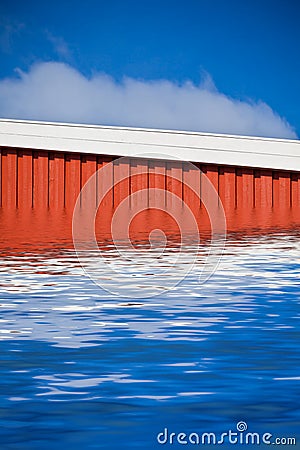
[0,232,299,449]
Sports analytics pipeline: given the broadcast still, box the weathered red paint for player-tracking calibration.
[1,146,300,251]
[49,152,65,209]
[81,154,97,209]
[236,168,254,209]
[148,159,166,208]
[254,169,273,209]
[218,166,236,211]
[182,162,200,217]
[130,158,148,209]
[33,151,49,209]
[273,170,291,209]
[1,148,17,209]
[201,164,218,209]
[97,155,114,207]
[291,173,300,208]
[166,160,183,208]
[17,149,33,209]
[65,153,81,210]
[113,158,130,207]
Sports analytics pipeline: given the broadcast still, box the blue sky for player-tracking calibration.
[0,0,299,138]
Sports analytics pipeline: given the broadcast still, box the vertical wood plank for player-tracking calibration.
[81,154,97,209]
[218,166,236,211]
[1,148,17,209]
[0,148,2,207]
[130,158,148,209]
[166,160,183,208]
[113,158,130,208]
[254,169,273,208]
[200,164,218,209]
[148,159,166,209]
[272,170,291,208]
[65,153,81,210]
[182,162,201,216]
[33,151,49,209]
[49,152,65,209]
[97,155,114,208]
[291,173,300,208]
[18,149,33,209]
[236,168,254,209]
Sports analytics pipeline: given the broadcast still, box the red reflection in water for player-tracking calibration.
[0,203,300,253]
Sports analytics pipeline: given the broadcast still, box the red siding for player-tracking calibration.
[0,147,300,248]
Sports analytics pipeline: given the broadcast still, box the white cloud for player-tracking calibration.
[0,61,296,139]
[0,19,25,54]
[45,32,72,60]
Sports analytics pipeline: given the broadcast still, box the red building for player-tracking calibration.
[0,118,300,249]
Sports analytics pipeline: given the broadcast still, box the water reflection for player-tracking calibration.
[0,233,299,347]
[0,211,300,448]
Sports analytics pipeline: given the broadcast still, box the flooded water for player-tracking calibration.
[0,231,299,449]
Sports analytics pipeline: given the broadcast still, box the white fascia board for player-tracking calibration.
[0,118,299,171]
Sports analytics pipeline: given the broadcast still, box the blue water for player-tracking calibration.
[0,233,299,449]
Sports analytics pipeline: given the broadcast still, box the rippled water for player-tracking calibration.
[0,232,300,449]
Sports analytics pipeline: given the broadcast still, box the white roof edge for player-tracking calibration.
[0,117,299,143]
[0,118,299,171]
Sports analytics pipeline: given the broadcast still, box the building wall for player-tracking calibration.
[1,147,300,211]
[1,121,300,250]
